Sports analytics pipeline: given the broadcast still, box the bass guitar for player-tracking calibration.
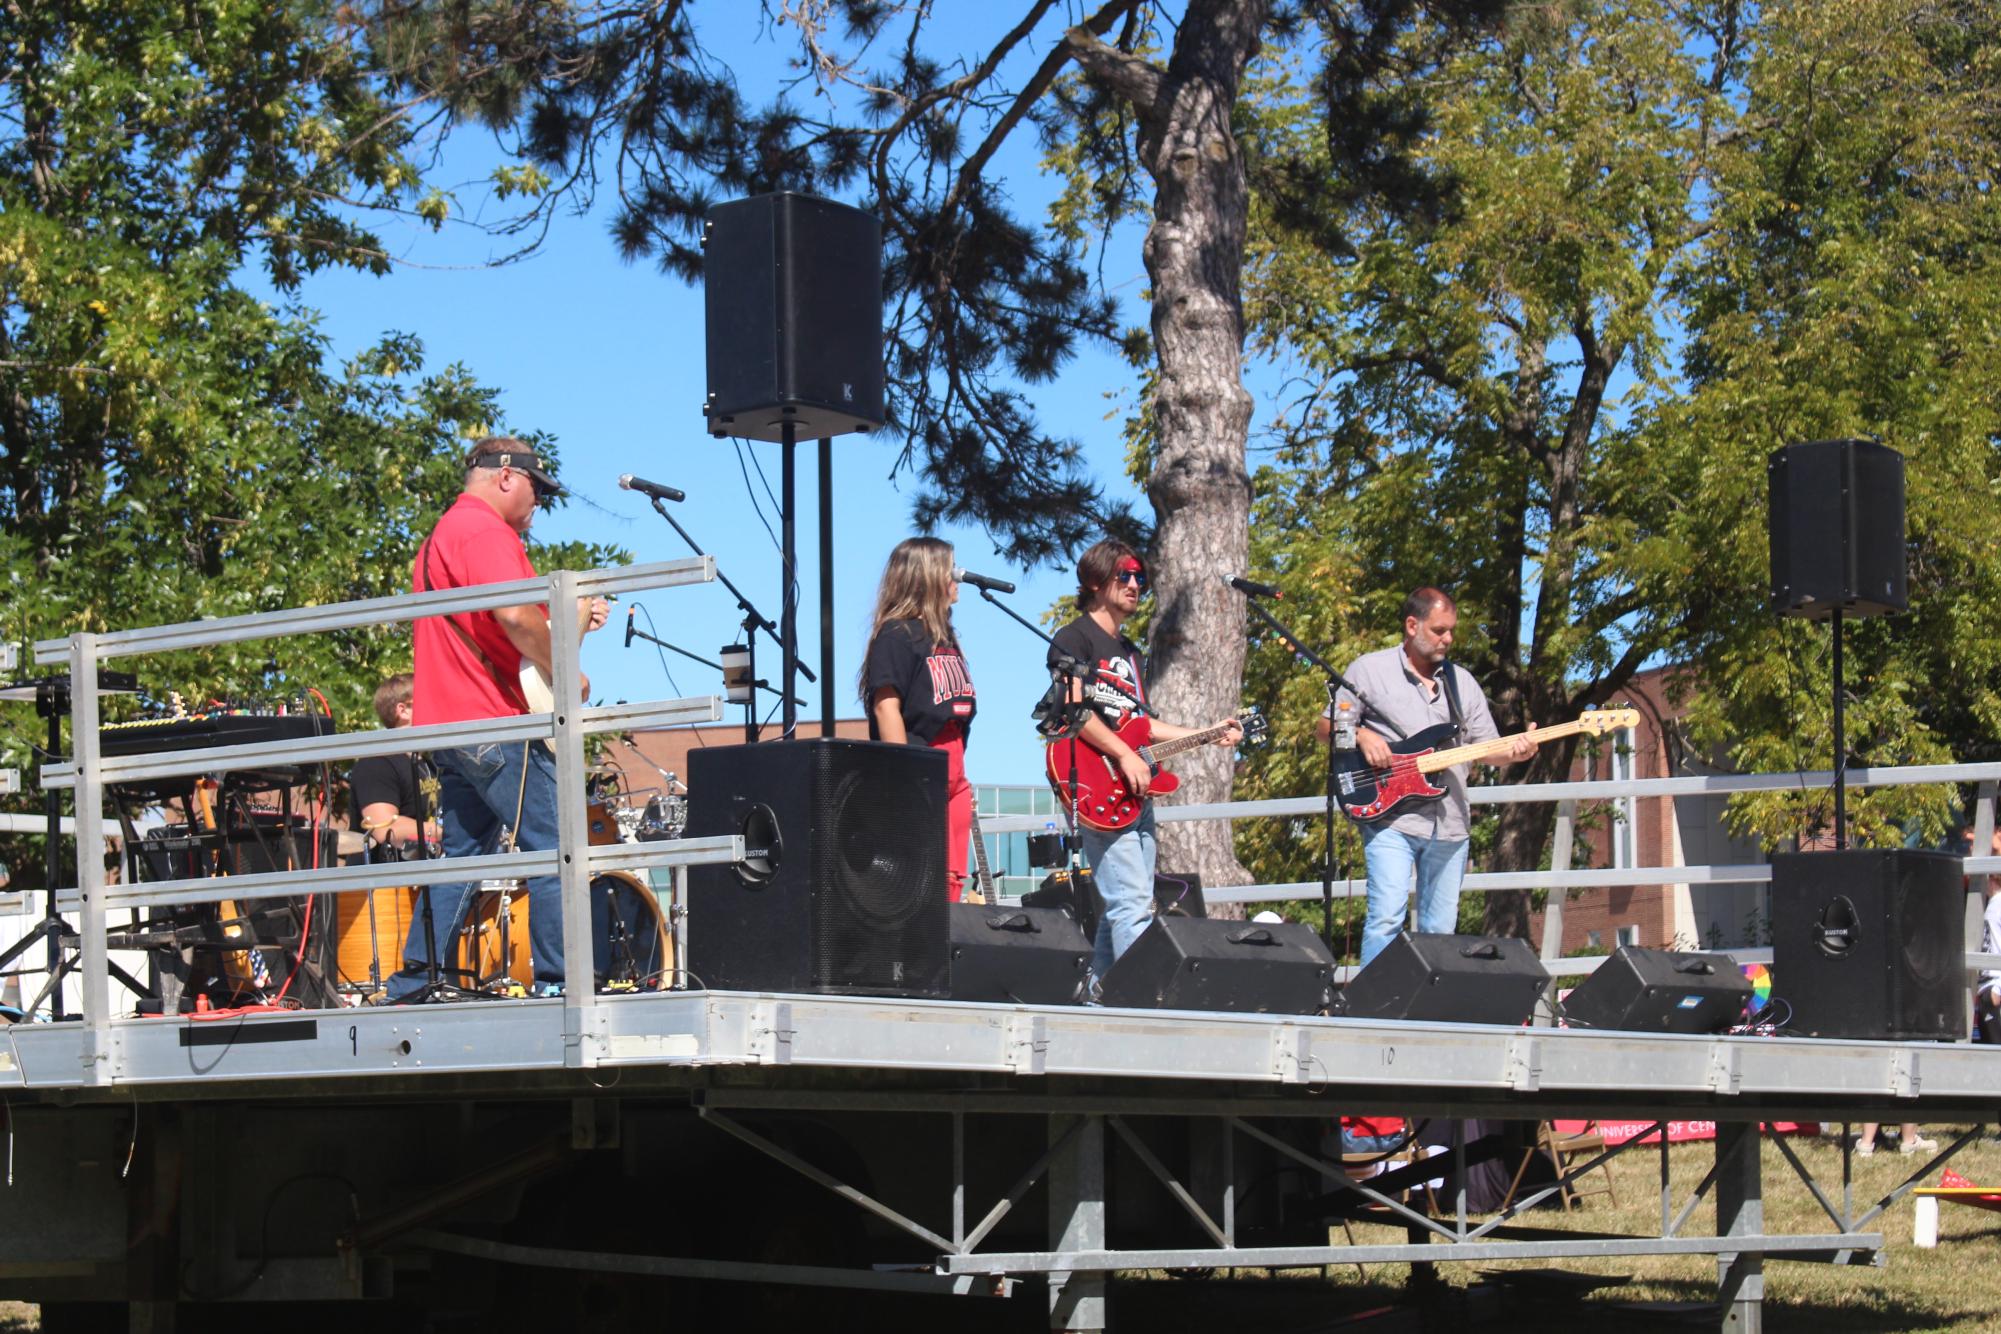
[1046,707,1268,833]
[1333,707,1639,823]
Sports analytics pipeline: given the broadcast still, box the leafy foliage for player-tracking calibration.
[0,0,622,882]
[1230,0,2001,927]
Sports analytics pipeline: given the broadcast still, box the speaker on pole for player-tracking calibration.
[1768,438,1907,619]
[684,738,949,997]
[1770,848,1962,1040]
[1559,945,1752,1034]
[1338,933,1551,1026]
[702,192,885,442]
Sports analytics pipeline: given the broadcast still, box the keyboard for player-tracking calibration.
[99,712,334,758]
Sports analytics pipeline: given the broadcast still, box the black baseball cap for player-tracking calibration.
[466,439,563,497]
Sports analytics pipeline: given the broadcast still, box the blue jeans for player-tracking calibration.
[1359,825,1471,968]
[386,740,565,1000]
[1081,807,1156,982]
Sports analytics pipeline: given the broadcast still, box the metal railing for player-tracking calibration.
[983,763,2001,974]
[11,557,743,1081]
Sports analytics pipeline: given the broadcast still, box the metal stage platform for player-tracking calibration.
[2,561,1998,1332]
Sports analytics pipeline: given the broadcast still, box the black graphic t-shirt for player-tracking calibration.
[348,753,431,839]
[1048,616,1147,729]
[864,619,977,744]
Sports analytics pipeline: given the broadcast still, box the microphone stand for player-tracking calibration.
[625,619,807,712]
[638,496,814,741]
[1236,596,1382,959]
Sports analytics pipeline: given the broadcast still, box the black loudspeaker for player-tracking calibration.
[1560,946,1753,1034]
[685,739,949,997]
[948,904,1090,1005]
[1022,867,1100,946]
[1340,933,1551,1026]
[1768,438,1908,619]
[702,192,884,442]
[1771,849,1963,1040]
[1099,918,1336,1015]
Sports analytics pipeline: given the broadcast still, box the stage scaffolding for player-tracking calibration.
[0,563,1997,1333]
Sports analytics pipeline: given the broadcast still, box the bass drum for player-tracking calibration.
[457,872,671,991]
[332,885,419,996]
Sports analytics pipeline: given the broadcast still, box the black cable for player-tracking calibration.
[632,603,687,699]
[180,1170,358,1301]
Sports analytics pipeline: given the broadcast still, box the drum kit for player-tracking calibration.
[332,769,687,1002]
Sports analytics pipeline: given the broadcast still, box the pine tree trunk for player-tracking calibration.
[1135,0,1266,897]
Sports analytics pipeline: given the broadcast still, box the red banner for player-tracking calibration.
[1552,1119,1820,1144]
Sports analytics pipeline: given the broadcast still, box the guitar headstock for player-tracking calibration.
[1237,706,1271,749]
[1576,707,1641,736]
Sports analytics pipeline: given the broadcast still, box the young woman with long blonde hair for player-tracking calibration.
[861,537,978,900]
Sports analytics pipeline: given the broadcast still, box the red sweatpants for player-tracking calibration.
[933,725,972,902]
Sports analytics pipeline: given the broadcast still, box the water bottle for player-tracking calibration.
[1332,698,1358,751]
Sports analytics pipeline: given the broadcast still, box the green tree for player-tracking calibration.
[1232,0,2001,935]
[0,0,619,882]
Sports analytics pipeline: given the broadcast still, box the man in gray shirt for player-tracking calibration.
[1318,587,1536,966]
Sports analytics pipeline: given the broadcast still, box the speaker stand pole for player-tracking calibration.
[780,420,799,739]
[818,435,835,738]
[1832,607,1846,850]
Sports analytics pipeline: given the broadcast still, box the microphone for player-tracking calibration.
[618,474,686,503]
[624,605,636,648]
[954,567,1016,594]
[1229,575,1282,599]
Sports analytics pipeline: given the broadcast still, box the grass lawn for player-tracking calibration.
[1321,1121,2001,1331]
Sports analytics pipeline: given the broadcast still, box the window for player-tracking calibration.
[1586,929,1602,950]
[1616,924,1640,948]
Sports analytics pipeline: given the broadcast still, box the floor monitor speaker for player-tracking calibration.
[1340,933,1550,1026]
[1768,438,1907,619]
[685,738,948,997]
[1559,945,1752,1034]
[948,904,1089,1005]
[1770,848,1962,1040]
[702,192,884,441]
[1099,917,1335,1015]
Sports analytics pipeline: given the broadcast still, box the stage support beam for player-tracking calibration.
[1047,1113,1106,1333]
[1717,1121,1765,1333]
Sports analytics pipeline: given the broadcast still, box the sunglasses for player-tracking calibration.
[1114,568,1148,588]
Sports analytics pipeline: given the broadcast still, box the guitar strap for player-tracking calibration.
[418,533,531,713]
[1438,660,1467,741]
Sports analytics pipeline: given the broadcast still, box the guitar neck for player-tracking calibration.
[969,803,997,900]
[1413,717,1594,772]
[1143,719,1235,763]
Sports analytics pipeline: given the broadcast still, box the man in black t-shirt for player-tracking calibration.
[348,674,439,858]
[1048,539,1240,986]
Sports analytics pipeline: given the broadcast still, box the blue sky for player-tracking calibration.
[260,10,1175,786]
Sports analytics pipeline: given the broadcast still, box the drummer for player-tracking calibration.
[348,674,441,858]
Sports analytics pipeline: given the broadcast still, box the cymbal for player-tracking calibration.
[336,829,369,856]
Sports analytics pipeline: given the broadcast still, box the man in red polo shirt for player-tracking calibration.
[386,437,609,1001]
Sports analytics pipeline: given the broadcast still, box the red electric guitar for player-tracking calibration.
[1333,707,1639,822]
[1046,708,1268,832]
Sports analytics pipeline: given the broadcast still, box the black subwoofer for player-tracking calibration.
[685,739,948,997]
[1768,438,1907,619]
[1770,849,1962,1040]
[1339,933,1551,1026]
[1099,918,1336,1015]
[1560,945,1752,1034]
[702,192,884,441]
[948,904,1090,1005]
